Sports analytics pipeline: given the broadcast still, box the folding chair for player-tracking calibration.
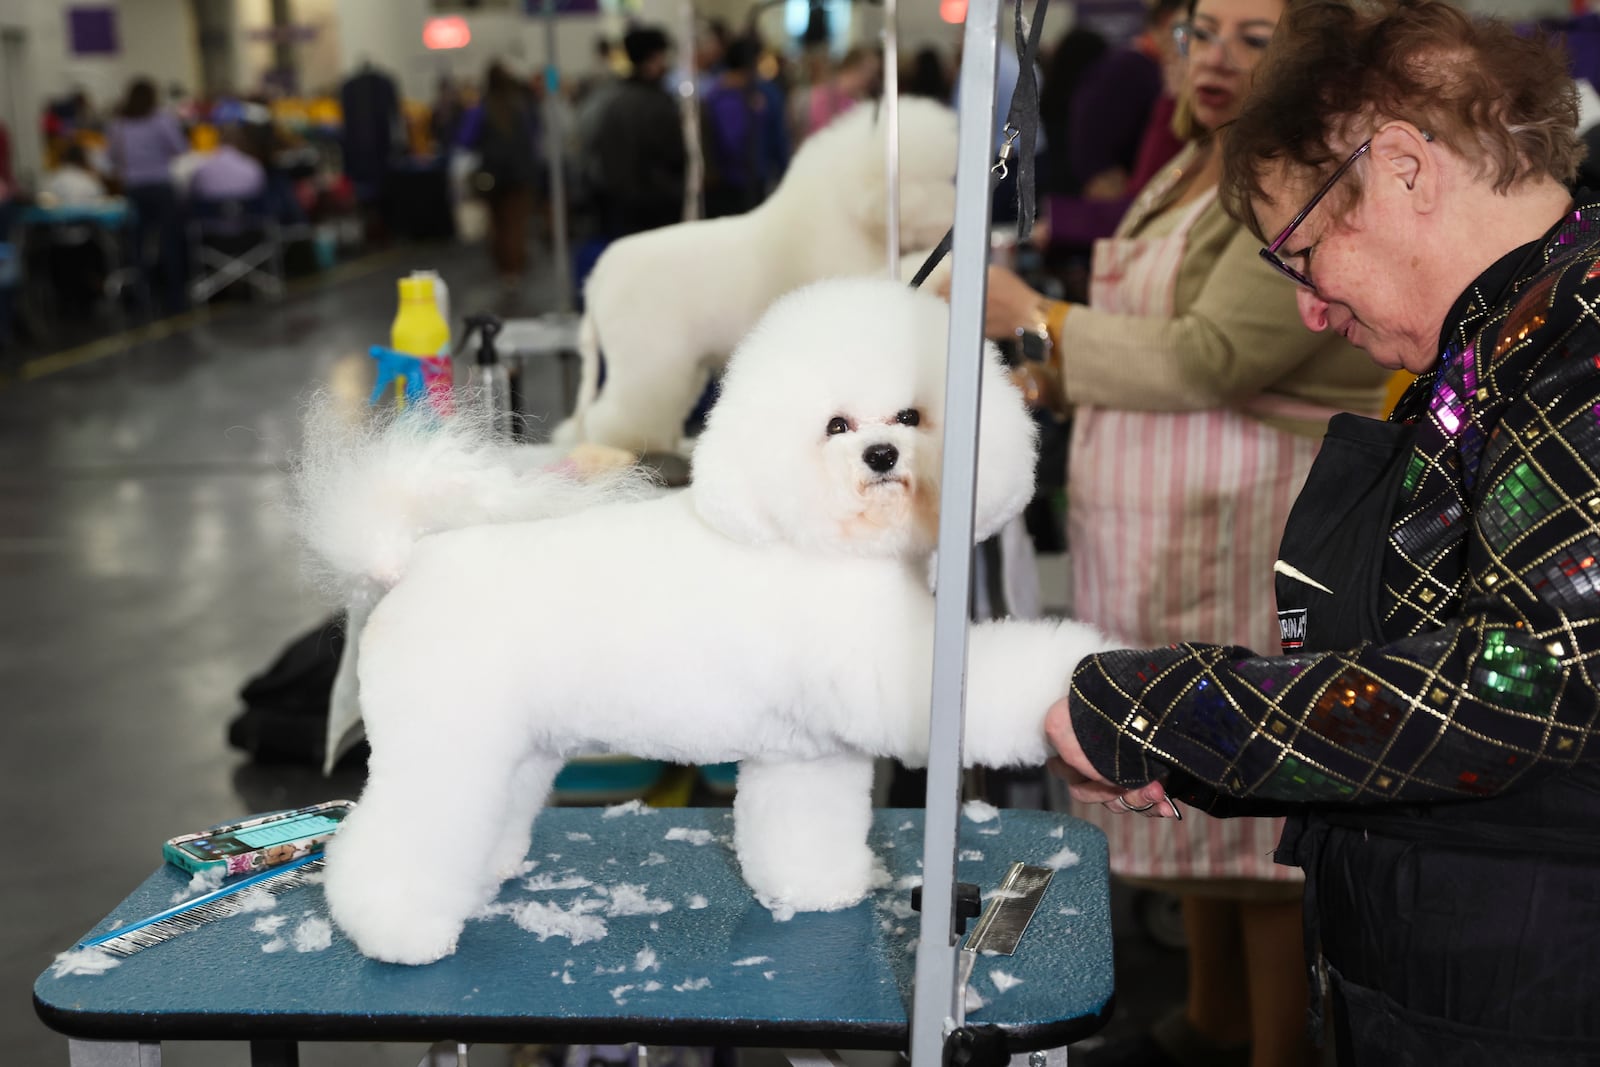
[15,201,142,330]
[187,195,285,303]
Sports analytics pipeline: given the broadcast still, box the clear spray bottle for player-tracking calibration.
[464,313,513,440]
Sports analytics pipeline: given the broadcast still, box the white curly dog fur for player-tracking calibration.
[554,97,960,455]
[298,278,1113,965]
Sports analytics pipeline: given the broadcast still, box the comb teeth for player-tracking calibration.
[966,863,1053,956]
[83,859,325,958]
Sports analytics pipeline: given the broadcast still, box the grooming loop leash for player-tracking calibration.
[907,0,1049,292]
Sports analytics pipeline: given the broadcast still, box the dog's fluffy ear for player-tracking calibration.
[899,178,958,247]
[845,98,958,243]
[690,384,783,546]
[973,341,1040,541]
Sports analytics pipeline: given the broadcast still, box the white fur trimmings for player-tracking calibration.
[556,98,960,454]
[300,278,1112,965]
[49,948,121,978]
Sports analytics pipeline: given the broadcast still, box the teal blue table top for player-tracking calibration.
[20,202,132,226]
[35,807,1113,1051]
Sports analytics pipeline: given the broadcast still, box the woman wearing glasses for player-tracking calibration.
[1047,0,1599,1061]
[954,0,1386,1063]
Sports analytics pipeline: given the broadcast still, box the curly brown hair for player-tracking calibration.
[1220,0,1582,239]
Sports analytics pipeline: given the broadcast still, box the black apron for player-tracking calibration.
[1270,414,1600,1066]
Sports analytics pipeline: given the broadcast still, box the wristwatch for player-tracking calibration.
[1015,301,1053,363]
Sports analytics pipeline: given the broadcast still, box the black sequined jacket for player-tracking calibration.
[1068,199,1600,808]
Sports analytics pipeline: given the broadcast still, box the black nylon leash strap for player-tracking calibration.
[908,0,1049,290]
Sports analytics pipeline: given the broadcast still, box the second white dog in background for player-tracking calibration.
[554,97,960,456]
[299,278,1113,965]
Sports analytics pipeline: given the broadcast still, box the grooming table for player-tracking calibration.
[35,807,1113,1065]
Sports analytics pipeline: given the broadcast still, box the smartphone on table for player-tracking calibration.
[163,800,354,877]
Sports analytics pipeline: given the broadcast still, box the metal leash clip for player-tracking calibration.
[991,126,1021,179]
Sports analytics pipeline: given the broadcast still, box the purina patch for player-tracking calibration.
[1279,608,1308,651]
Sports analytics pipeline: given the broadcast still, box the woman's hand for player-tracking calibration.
[936,264,1054,343]
[1083,166,1130,202]
[1045,697,1180,818]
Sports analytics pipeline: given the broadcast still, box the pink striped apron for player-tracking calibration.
[1068,184,1315,883]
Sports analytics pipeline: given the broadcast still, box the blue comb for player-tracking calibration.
[77,853,325,957]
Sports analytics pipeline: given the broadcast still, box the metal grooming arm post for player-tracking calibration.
[678,0,704,222]
[882,0,900,277]
[541,0,573,312]
[910,0,1000,1063]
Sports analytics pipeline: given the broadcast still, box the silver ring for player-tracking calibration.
[1118,795,1157,813]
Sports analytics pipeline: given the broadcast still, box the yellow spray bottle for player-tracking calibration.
[388,276,451,409]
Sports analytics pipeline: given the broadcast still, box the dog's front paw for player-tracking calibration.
[324,861,465,965]
[323,824,473,965]
[344,905,462,966]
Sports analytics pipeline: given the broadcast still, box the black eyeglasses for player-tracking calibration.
[1259,131,1433,290]
[1258,139,1371,290]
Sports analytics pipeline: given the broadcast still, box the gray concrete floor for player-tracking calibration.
[0,241,1184,1066]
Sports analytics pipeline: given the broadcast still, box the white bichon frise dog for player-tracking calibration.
[298,278,1113,965]
[554,97,960,455]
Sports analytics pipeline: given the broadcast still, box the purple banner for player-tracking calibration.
[524,0,601,14]
[67,6,119,56]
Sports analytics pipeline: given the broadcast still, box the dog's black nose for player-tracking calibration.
[863,443,899,473]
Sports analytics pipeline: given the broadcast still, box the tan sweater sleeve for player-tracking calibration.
[1056,200,1337,412]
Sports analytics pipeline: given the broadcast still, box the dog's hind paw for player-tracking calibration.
[743,844,881,915]
[753,878,872,917]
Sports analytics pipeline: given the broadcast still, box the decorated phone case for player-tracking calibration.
[162,800,354,877]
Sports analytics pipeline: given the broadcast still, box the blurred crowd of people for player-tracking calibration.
[0,7,1191,339]
[0,77,363,342]
[0,5,1252,364]
[525,7,1196,306]
[559,19,919,291]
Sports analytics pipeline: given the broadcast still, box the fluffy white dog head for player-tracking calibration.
[781,97,959,256]
[882,99,962,252]
[691,278,1038,558]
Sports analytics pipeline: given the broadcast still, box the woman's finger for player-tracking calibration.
[1068,778,1181,818]
[1067,779,1125,805]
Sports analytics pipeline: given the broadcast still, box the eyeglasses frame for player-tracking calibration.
[1259,129,1433,290]
[1171,20,1274,60]
[1258,139,1372,290]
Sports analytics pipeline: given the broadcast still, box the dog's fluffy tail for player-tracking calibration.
[293,392,651,600]
[551,311,602,445]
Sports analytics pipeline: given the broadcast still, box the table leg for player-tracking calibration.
[66,1039,161,1066]
[249,1040,300,1066]
[418,1041,471,1066]
[555,348,581,416]
[783,1050,849,1067]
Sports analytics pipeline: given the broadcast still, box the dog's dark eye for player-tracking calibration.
[826,417,850,436]
[896,409,921,427]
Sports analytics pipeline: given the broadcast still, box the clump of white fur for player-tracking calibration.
[556,97,960,454]
[292,395,656,599]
